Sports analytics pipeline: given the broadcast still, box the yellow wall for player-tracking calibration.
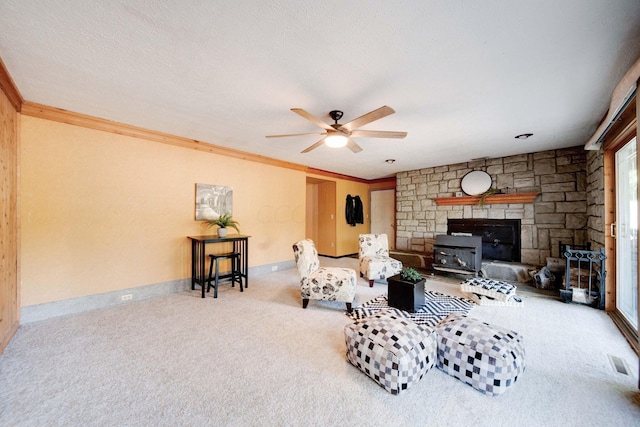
[336,180,370,255]
[20,116,306,306]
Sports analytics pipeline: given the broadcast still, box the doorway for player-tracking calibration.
[306,177,336,256]
[370,189,395,249]
[615,137,638,330]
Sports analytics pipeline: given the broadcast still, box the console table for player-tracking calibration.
[188,234,251,298]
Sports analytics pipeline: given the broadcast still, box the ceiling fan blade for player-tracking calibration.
[301,138,327,153]
[265,132,326,138]
[349,130,407,139]
[340,106,395,131]
[346,138,363,153]
[291,108,334,131]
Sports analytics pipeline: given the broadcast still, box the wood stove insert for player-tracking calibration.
[433,235,483,276]
[447,219,521,263]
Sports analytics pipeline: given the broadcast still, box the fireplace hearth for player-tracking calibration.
[447,219,521,263]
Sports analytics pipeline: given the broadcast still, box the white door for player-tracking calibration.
[615,137,638,329]
[370,189,395,249]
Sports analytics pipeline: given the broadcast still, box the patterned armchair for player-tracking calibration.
[359,234,403,287]
[292,239,357,312]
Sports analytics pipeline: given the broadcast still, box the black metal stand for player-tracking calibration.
[188,234,250,298]
[560,246,606,309]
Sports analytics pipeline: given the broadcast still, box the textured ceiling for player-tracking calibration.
[1,1,639,180]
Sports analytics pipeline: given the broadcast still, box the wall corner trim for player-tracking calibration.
[0,56,23,112]
[0,321,19,354]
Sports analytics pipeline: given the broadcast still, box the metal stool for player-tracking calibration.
[207,252,243,298]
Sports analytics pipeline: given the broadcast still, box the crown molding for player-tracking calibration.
[20,101,392,185]
[21,101,311,172]
[306,167,371,184]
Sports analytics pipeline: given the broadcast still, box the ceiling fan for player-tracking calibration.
[266,106,407,153]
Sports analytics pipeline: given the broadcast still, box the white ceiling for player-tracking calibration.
[1,1,639,180]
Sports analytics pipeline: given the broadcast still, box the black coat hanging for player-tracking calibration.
[345,194,364,226]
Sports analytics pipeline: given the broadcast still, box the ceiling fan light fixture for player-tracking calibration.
[267,106,405,153]
[325,134,348,148]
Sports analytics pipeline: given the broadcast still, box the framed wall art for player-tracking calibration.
[195,183,233,220]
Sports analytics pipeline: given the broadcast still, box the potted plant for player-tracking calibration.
[204,213,240,238]
[388,267,426,312]
[400,267,423,283]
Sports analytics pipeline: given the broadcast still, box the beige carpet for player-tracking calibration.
[1,256,639,426]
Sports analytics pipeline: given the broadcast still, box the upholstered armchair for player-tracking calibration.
[358,234,403,287]
[292,239,357,312]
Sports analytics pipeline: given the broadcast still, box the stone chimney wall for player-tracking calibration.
[396,146,588,266]
[586,149,605,248]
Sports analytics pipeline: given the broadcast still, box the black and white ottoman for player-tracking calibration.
[344,310,437,395]
[460,277,517,301]
[435,314,525,396]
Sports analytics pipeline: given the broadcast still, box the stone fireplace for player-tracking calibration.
[395,146,589,266]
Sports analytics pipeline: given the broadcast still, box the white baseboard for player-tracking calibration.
[21,278,191,324]
[21,260,296,323]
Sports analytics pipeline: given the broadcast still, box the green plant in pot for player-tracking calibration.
[204,214,240,238]
[400,267,423,283]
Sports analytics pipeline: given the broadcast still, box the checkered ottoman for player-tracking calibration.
[460,278,517,301]
[344,310,437,395]
[435,314,525,396]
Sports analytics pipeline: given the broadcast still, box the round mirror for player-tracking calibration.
[461,170,492,196]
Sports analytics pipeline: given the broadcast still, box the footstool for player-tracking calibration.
[344,310,437,395]
[460,277,517,301]
[435,314,525,396]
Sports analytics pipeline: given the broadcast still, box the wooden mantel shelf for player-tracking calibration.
[434,192,540,206]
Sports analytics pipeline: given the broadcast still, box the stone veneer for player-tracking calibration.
[396,146,589,266]
[586,149,605,248]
